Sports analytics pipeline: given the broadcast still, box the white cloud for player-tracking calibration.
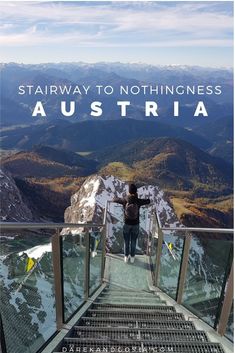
[0,1,233,48]
[0,23,14,29]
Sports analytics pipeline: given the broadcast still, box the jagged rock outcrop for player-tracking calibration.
[0,168,33,221]
[63,175,180,253]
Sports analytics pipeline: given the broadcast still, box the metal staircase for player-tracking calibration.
[53,285,226,353]
[0,205,233,353]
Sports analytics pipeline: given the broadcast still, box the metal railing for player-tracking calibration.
[0,222,104,229]
[0,217,107,353]
[150,212,234,340]
[0,205,234,353]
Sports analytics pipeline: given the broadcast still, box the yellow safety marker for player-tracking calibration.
[26,257,36,272]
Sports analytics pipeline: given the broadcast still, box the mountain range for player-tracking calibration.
[1,62,233,164]
[0,62,233,227]
[0,62,233,129]
[0,118,211,152]
[1,137,233,227]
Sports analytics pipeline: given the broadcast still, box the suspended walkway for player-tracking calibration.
[0,204,233,353]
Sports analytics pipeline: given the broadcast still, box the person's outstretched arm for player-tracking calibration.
[138,198,151,206]
[112,197,126,206]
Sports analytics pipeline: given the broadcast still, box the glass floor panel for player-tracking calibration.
[104,254,151,291]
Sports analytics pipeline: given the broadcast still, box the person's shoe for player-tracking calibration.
[91,251,97,258]
[130,256,135,264]
[124,256,129,263]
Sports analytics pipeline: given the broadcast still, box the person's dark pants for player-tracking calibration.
[90,235,96,252]
[123,224,139,257]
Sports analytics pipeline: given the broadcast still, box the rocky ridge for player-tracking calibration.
[63,175,180,253]
[0,168,33,222]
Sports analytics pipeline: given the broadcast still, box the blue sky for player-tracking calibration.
[0,1,233,67]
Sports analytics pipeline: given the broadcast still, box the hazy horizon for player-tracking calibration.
[1,61,233,70]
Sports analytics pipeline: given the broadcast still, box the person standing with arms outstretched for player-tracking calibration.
[113,184,150,263]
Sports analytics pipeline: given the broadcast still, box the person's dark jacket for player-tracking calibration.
[113,194,150,225]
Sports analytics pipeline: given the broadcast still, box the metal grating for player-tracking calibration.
[61,339,225,353]
[95,301,167,306]
[79,317,196,330]
[92,304,173,311]
[96,296,163,305]
[103,291,156,296]
[72,326,208,342]
[101,294,157,299]
[103,289,155,292]
[101,292,158,297]
[104,288,153,292]
[98,296,161,301]
[96,300,166,305]
[87,310,184,320]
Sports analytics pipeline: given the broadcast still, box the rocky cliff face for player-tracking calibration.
[63,175,180,253]
[0,168,33,222]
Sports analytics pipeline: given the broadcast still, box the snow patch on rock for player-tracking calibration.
[63,175,180,252]
[19,243,52,260]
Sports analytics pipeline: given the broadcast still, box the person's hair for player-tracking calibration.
[129,183,137,195]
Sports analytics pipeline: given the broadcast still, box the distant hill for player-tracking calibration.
[95,137,232,196]
[170,195,233,229]
[195,116,233,164]
[31,144,97,170]
[2,145,97,178]
[1,119,211,151]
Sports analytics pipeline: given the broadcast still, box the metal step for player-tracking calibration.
[72,326,208,342]
[79,317,196,330]
[102,290,157,296]
[98,293,163,301]
[61,339,225,353]
[97,295,161,302]
[97,295,165,301]
[87,310,184,320]
[92,303,172,311]
[96,294,161,302]
[95,299,167,306]
[99,294,160,300]
[103,289,155,296]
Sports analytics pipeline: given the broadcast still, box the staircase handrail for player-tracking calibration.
[0,221,104,229]
[151,210,233,341]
